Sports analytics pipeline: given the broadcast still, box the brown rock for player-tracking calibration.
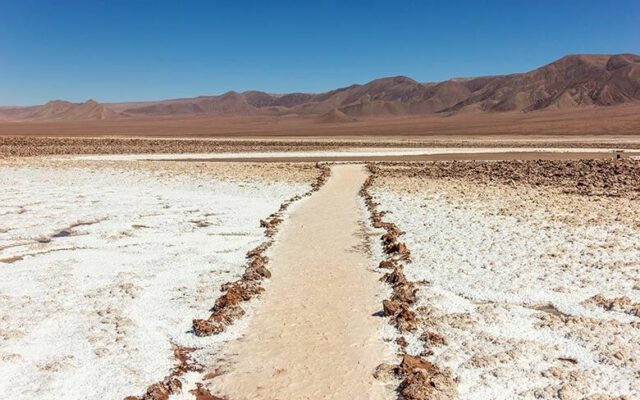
[383,299,400,316]
[189,383,224,400]
[385,241,410,257]
[558,385,582,400]
[381,267,408,286]
[373,363,398,381]
[398,355,457,400]
[243,257,271,281]
[213,287,242,310]
[192,319,223,336]
[392,282,418,304]
[400,354,434,374]
[383,300,418,332]
[137,377,182,400]
[209,305,245,325]
[422,330,447,347]
[396,305,418,332]
[246,243,269,258]
[381,231,398,245]
[379,260,396,269]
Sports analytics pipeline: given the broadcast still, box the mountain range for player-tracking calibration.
[1,53,639,122]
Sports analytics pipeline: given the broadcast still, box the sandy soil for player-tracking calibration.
[1,103,640,138]
[208,164,394,399]
[369,161,640,399]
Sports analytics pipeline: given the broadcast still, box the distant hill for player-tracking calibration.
[1,53,639,121]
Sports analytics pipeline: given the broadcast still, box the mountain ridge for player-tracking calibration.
[1,53,639,122]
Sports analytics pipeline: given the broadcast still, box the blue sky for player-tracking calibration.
[1,0,639,105]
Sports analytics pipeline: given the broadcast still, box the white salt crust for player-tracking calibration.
[71,147,626,162]
[0,164,308,400]
[371,187,640,399]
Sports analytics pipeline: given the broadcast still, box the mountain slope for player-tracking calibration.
[1,53,638,121]
[443,54,640,112]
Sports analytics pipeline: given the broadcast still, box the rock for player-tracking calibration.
[383,300,418,332]
[585,294,640,317]
[210,305,245,325]
[213,287,242,310]
[243,257,271,281]
[379,260,396,269]
[382,231,398,245]
[395,305,418,332]
[421,330,447,347]
[392,282,418,304]
[400,354,434,374]
[558,385,582,400]
[383,299,400,316]
[192,319,223,336]
[384,241,410,257]
[381,267,408,286]
[189,383,224,400]
[135,377,182,400]
[246,243,269,258]
[398,355,457,400]
[373,363,398,381]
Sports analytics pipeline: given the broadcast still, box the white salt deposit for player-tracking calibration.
[371,186,640,399]
[71,147,626,162]
[0,164,308,399]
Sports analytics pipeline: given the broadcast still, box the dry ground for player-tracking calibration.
[1,104,640,138]
[368,160,640,399]
[1,144,639,399]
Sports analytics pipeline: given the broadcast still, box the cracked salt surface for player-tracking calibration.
[372,185,640,399]
[0,164,308,399]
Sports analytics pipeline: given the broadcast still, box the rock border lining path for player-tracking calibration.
[361,163,457,400]
[124,163,330,400]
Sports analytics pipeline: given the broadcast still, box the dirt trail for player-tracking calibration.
[209,164,391,399]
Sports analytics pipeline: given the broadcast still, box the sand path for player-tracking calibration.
[210,164,391,399]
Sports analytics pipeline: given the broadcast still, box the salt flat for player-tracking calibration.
[1,155,638,400]
[371,168,640,399]
[72,147,630,161]
[0,160,310,399]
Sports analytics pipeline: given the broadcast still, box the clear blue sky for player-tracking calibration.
[1,0,639,105]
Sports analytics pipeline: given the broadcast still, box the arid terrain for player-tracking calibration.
[1,49,639,400]
[2,0,639,393]
[1,54,639,143]
[1,142,639,400]
[367,161,640,399]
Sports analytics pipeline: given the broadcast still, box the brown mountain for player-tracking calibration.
[1,53,638,121]
[443,54,640,112]
[317,108,357,124]
[0,99,117,121]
